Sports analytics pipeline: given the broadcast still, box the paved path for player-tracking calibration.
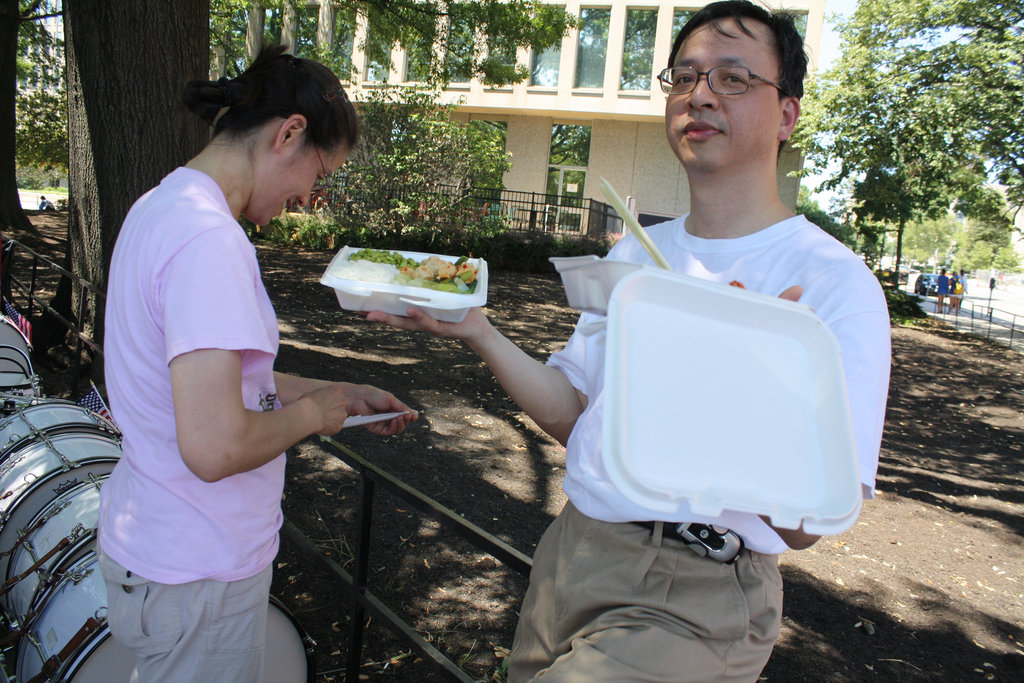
[904,277,1024,353]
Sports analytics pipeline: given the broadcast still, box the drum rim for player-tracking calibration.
[6,528,99,626]
[0,456,118,580]
[13,549,107,682]
[1,423,121,463]
[4,474,109,590]
[268,595,317,683]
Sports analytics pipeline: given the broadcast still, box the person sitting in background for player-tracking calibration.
[38,196,55,210]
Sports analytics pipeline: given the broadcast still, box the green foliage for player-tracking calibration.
[339,86,511,238]
[15,165,65,190]
[252,207,614,273]
[792,0,1024,259]
[796,188,855,247]
[901,215,957,264]
[883,285,928,324]
[15,87,68,172]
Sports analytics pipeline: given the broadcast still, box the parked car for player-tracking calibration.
[913,272,941,296]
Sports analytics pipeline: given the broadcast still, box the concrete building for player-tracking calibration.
[326,0,826,225]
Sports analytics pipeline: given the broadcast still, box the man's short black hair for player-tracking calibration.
[668,0,808,99]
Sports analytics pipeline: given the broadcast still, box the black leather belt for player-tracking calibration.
[635,521,744,564]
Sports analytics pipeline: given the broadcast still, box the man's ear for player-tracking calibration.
[274,114,309,152]
[778,97,800,142]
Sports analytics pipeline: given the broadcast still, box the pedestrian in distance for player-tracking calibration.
[97,46,416,683]
[367,1,890,680]
[937,268,949,314]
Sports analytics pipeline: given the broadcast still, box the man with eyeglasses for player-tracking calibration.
[369,1,891,680]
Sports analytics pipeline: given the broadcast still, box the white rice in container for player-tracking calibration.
[329,259,399,283]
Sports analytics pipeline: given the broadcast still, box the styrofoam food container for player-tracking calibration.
[549,255,644,315]
[320,246,488,323]
[601,268,861,535]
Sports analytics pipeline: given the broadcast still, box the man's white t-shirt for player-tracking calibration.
[548,215,892,554]
[99,168,284,583]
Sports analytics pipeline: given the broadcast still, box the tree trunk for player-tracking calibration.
[63,0,208,376]
[0,0,34,231]
[894,217,905,286]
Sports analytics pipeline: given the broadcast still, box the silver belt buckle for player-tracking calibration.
[675,523,743,564]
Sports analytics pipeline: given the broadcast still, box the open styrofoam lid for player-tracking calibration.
[601,268,862,535]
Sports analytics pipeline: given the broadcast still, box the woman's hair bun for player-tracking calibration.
[182,45,357,151]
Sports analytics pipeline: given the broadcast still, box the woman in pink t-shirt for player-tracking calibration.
[98,47,416,682]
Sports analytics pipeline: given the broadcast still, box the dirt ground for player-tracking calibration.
[7,212,1024,682]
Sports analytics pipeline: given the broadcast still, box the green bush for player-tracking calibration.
[882,284,927,324]
[251,209,615,273]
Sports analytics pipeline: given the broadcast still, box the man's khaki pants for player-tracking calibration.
[510,502,783,682]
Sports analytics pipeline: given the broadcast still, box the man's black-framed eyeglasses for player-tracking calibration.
[657,66,783,96]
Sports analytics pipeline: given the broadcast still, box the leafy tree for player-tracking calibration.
[1,0,62,229]
[901,215,957,265]
[797,186,854,247]
[15,86,66,172]
[992,246,1021,272]
[792,0,1018,283]
[341,86,511,236]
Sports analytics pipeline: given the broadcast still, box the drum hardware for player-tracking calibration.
[24,615,104,683]
[0,534,74,598]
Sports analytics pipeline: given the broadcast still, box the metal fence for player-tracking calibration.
[316,183,623,240]
[1,238,104,396]
[918,294,1022,354]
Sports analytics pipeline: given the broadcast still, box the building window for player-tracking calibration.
[792,12,808,39]
[292,5,319,57]
[405,41,432,82]
[530,6,563,87]
[332,9,357,77]
[547,124,592,231]
[364,19,392,82]
[445,13,476,83]
[620,8,657,90]
[574,8,611,89]
[672,8,695,44]
[531,44,561,87]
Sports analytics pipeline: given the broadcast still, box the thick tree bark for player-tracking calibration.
[0,0,37,231]
[62,0,208,369]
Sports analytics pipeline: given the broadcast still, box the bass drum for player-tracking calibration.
[2,475,107,625]
[17,549,315,683]
[0,315,36,397]
[0,428,121,581]
[0,399,118,456]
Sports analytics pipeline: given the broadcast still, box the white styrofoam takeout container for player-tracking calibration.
[549,255,642,316]
[321,246,487,323]
[551,257,862,535]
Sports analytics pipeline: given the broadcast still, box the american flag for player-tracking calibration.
[78,384,115,424]
[2,298,31,344]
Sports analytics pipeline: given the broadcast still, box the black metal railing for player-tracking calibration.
[1,237,104,396]
[315,183,623,240]
[286,436,532,683]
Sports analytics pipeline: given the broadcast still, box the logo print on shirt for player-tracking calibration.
[258,392,277,412]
